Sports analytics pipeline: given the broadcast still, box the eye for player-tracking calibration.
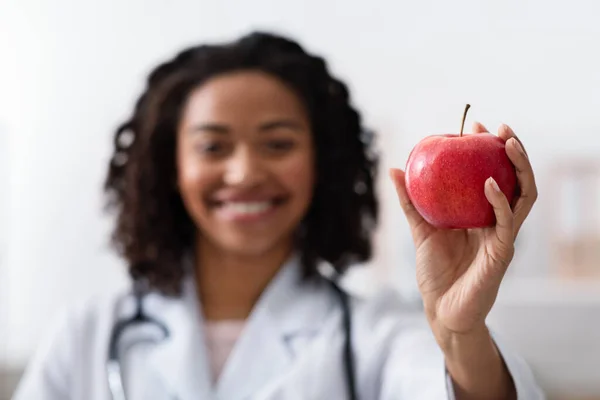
[195,141,228,156]
[266,139,295,152]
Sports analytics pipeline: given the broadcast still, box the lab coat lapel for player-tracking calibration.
[215,255,337,400]
[147,279,214,400]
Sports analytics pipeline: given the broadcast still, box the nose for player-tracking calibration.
[223,147,266,187]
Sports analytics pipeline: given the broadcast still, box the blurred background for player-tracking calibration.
[1,0,599,399]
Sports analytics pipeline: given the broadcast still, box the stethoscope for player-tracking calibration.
[106,278,358,400]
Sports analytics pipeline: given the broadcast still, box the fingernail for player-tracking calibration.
[489,177,500,192]
[511,138,525,156]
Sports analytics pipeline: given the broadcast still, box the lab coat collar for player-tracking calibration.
[147,253,337,400]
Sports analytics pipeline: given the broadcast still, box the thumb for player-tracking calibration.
[389,168,433,244]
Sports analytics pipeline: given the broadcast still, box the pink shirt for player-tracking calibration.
[204,320,246,382]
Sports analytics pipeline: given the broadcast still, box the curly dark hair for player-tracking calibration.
[104,31,379,296]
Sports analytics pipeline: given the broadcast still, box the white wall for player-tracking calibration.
[1,0,600,394]
[0,123,9,368]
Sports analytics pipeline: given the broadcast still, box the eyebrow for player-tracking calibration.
[259,119,305,132]
[189,119,306,134]
[190,123,230,134]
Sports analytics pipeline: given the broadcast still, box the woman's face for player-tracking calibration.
[176,71,315,258]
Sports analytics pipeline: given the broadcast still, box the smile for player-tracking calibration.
[222,200,272,214]
[213,199,284,222]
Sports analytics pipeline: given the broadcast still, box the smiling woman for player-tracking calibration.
[13,31,544,400]
[103,34,378,297]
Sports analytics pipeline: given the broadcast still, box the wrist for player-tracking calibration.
[436,324,516,400]
[433,321,490,355]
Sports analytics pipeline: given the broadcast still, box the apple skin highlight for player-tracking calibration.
[404,133,517,229]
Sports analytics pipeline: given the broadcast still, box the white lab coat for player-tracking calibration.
[14,255,545,399]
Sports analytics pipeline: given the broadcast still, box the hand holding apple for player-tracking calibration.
[389,107,538,397]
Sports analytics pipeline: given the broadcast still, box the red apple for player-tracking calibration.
[404,105,517,229]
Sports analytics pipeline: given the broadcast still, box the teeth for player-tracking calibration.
[223,201,272,215]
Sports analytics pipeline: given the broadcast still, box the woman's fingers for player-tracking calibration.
[500,125,538,237]
[498,123,528,157]
[390,168,433,244]
[484,177,515,268]
[472,121,489,133]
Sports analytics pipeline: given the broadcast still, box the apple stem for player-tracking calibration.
[460,104,470,137]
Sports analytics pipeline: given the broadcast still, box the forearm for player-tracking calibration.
[435,324,516,400]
